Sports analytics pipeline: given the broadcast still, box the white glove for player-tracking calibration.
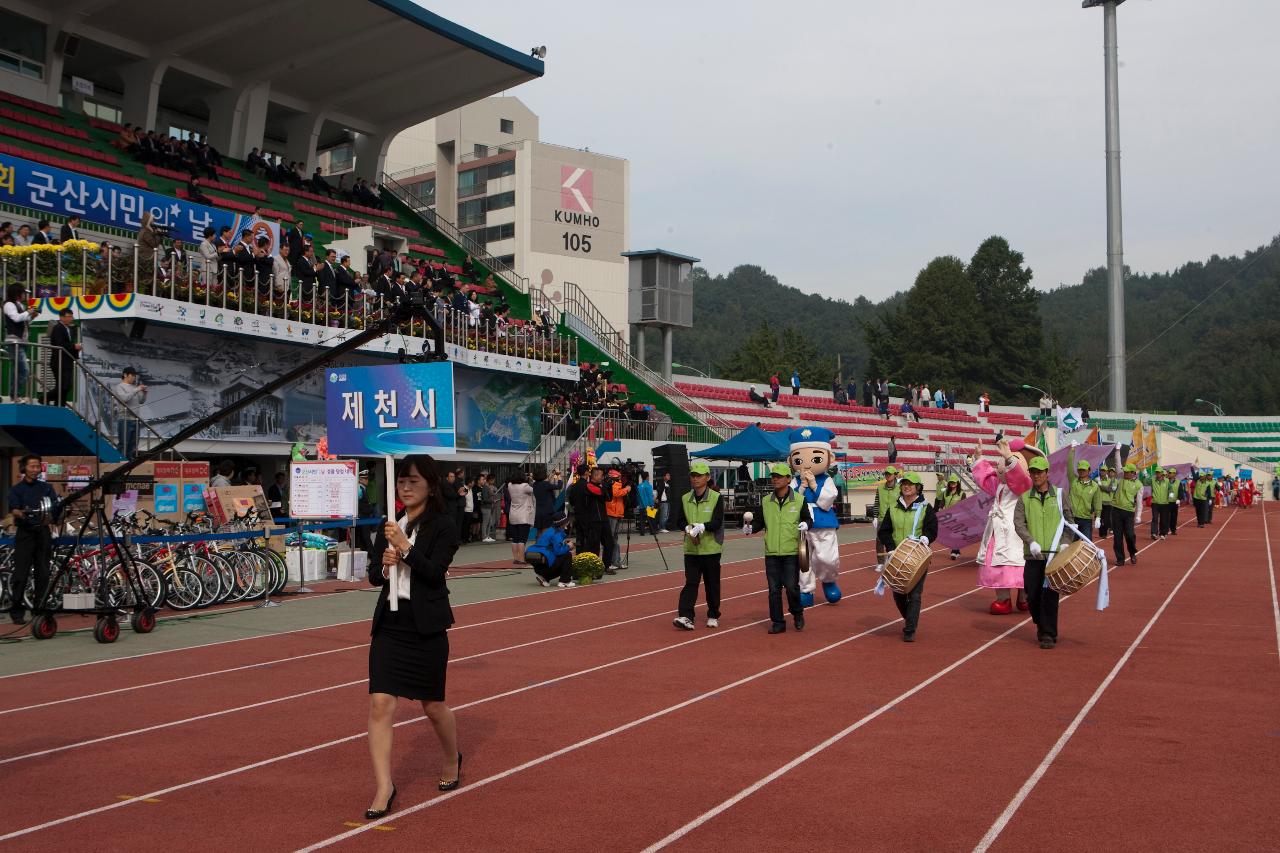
[871,518,880,531]
[691,523,706,537]
[1071,440,1079,448]
[743,524,753,535]
[919,535,929,547]
[684,525,695,537]
[797,521,809,532]
[1029,541,1042,558]
[1094,517,1102,529]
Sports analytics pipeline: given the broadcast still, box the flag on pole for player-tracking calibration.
[1129,422,1147,470]
[1144,424,1159,471]
[1085,426,1100,445]
[1055,406,1085,448]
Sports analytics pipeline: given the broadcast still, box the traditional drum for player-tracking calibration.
[882,538,931,594]
[1045,539,1103,595]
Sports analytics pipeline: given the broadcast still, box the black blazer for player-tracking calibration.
[367,512,458,635]
[59,224,78,243]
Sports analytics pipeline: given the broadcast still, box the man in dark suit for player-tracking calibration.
[334,253,360,299]
[317,249,338,299]
[232,230,256,286]
[287,220,305,261]
[30,220,52,244]
[58,215,80,243]
[46,308,79,406]
[292,245,318,298]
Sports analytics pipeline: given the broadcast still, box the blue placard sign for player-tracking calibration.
[325,362,456,456]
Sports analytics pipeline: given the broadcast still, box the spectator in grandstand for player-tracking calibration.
[748,385,770,408]
[311,167,334,198]
[979,392,990,413]
[901,399,921,422]
[887,437,898,463]
[165,239,189,286]
[196,227,218,281]
[365,455,463,817]
[213,225,234,275]
[316,249,338,299]
[1039,395,1052,418]
[13,223,32,246]
[920,384,930,408]
[271,242,292,297]
[0,222,10,242]
[186,175,212,206]
[846,378,857,405]
[335,252,360,298]
[933,387,944,408]
[286,220,306,261]
[832,374,842,402]
[30,219,52,245]
[292,244,318,295]
[58,215,81,244]
[112,123,139,154]
[791,369,800,396]
[135,212,163,285]
[246,147,269,177]
[768,372,780,403]
[112,367,147,459]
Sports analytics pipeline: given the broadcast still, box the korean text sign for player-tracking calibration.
[325,362,456,456]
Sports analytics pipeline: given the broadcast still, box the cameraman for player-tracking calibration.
[570,466,614,575]
[604,465,632,571]
[8,454,58,624]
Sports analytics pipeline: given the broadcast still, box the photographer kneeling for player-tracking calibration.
[525,515,576,588]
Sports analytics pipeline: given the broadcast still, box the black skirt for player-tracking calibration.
[368,603,449,701]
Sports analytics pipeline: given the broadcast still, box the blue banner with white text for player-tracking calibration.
[325,363,457,456]
[0,152,241,243]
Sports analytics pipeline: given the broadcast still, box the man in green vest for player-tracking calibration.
[1111,462,1142,566]
[1097,465,1117,538]
[873,466,900,572]
[1167,468,1183,535]
[1013,456,1065,649]
[673,459,725,631]
[1192,471,1212,527]
[1066,451,1103,542]
[750,462,812,634]
[875,472,938,643]
[1149,468,1168,540]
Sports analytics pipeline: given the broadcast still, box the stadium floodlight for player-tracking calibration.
[530,45,547,59]
[1194,398,1225,418]
[1083,0,1129,412]
[1021,383,1052,399]
[671,362,709,378]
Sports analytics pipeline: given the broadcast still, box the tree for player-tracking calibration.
[716,321,834,390]
[967,236,1044,401]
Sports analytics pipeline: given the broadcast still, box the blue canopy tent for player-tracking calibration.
[691,425,789,461]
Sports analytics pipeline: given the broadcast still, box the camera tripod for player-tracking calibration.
[624,505,669,572]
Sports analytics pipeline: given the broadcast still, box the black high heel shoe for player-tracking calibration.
[364,785,396,820]
[438,753,463,792]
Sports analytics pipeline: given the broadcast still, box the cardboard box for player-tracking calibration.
[286,550,328,582]
[336,550,368,581]
[205,485,270,527]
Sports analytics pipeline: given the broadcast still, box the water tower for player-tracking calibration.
[622,248,699,382]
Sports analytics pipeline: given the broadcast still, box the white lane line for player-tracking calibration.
[0,558,970,843]
[638,531,1171,850]
[1264,502,1280,665]
[294,584,985,850]
[0,540,879,681]
[971,514,1237,853]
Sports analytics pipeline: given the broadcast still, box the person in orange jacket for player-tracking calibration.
[605,467,632,570]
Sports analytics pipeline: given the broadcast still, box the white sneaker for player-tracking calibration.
[535,574,551,587]
[706,617,719,628]
[557,581,577,588]
[483,537,496,543]
[673,616,695,630]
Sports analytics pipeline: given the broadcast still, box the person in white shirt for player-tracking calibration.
[111,366,148,457]
[272,242,293,297]
[3,284,39,400]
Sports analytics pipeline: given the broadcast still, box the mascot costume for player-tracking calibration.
[972,436,1040,614]
[788,426,842,606]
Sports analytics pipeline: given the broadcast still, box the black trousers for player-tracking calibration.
[1111,507,1137,562]
[764,555,802,626]
[678,553,722,620]
[892,570,927,637]
[1169,501,1179,533]
[1157,504,1175,536]
[1099,505,1112,538]
[1193,498,1208,526]
[1023,559,1060,641]
[11,527,52,614]
[1150,504,1162,537]
[534,553,573,584]
[1067,516,1094,542]
[579,520,605,559]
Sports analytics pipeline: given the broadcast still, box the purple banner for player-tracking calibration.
[937,444,1119,550]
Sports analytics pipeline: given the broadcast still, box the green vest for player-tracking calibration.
[1098,477,1114,505]
[760,489,805,557]
[876,479,898,519]
[887,498,927,548]
[1020,487,1065,556]
[1068,477,1101,520]
[1193,479,1210,500]
[941,488,965,508]
[1112,478,1142,512]
[1151,478,1170,505]
[682,489,723,555]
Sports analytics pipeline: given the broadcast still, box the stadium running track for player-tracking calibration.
[1,505,1277,851]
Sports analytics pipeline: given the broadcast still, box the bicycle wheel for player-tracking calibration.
[101,560,164,611]
[264,548,289,595]
[227,551,267,601]
[211,553,249,603]
[187,556,223,608]
[164,567,204,610]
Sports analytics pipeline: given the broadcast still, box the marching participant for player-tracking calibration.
[1150,468,1169,540]
[938,474,966,559]
[1097,464,1117,538]
[1192,471,1212,527]
[873,465,901,572]
[973,437,1036,614]
[788,426,843,605]
[875,472,938,642]
[1111,463,1142,565]
[1167,468,1182,535]
[673,460,724,630]
[1065,448,1102,541]
[1013,456,1065,649]
[749,462,812,633]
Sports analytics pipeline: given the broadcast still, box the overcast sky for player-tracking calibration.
[421,0,1280,302]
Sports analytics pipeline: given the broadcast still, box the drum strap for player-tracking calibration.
[878,503,927,598]
[1053,489,1111,611]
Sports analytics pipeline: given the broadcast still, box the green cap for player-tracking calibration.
[689,460,711,475]
[1028,457,1050,472]
[1076,460,1090,471]
[947,473,959,483]
[1123,463,1137,473]
[884,465,899,475]
[1166,468,1176,475]
[900,471,922,485]
[768,462,792,478]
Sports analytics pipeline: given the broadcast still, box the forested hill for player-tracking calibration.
[666,236,1280,414]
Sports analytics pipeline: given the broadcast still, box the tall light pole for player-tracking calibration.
[671,362,709,378]
[1194,398,1225,418]
[1084,0,1128,412]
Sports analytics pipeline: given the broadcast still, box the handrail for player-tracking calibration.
[379,171,528,294]
[521,410,573,469]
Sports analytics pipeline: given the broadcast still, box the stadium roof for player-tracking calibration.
[18,0,543,146]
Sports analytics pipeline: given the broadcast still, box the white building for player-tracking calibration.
[383,97,631,339]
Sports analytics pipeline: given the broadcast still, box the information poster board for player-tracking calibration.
[290,460,359,519]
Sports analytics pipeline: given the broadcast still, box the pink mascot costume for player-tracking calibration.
[972,437,1043,614]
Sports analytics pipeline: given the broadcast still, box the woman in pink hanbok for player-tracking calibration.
[972,437,1044,614]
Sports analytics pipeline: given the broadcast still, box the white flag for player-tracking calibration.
[1056,406,1085,447]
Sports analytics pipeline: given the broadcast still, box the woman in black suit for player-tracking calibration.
[365,455,461,819]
